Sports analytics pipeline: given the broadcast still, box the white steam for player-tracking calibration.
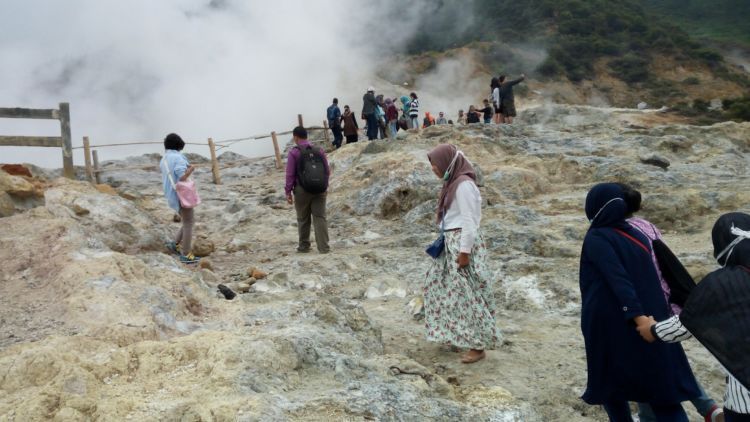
[0,0,395,167]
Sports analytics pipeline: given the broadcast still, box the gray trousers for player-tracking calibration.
[294,185,329,252]
[176,207,194,255]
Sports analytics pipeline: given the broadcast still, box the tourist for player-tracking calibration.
[466,105,481,124]
[457,109,467,125]
[362,87,379,140]
[436,112,448,125]
[327,98,343,149]
[375,94,387,140]
[423,111,435,128]
[160,133,199,264]
[385,98,399,139]
[423,143,502,364]
[639,212,750,422]
[409,92,420,130]
[579,183,701,421]
[491,77,501,124]
[285,126,330,254]
[478,99,493,124]
[341,105,359,144]
[498,74,525,124]
[618,184,722,422]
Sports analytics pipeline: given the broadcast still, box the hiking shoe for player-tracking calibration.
[179,253,199,264]
[296,248,311,253]
[165,241,181,255]
[706,406,724,422]
[217,284,236,300]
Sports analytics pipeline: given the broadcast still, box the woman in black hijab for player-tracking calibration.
[579,183,700,421]
[640,212,750,421]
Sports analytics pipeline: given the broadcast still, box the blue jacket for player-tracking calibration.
[160,150,189,211]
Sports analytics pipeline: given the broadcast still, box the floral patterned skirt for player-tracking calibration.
[423,230,502,350]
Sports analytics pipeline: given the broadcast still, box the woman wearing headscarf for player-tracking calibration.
[617,184,721,422]
[341,105,359,144]
[423,144,502,364]
[639,212,750,422]
[579,183,701,421]
[385,98,399,139]
[400,96,411,129]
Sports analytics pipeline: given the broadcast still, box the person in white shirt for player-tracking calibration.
[423,143,503,364]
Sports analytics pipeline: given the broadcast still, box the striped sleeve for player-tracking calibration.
[652,315,693,343]
[725,373,750,414]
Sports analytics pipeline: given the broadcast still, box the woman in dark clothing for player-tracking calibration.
[579,183,701,422]
[341,105,359,144]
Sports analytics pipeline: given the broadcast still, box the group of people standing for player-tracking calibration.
[325,74,527,149]
[327,89,422,148]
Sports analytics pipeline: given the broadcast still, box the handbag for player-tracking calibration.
[162,158,201,209]
[425,214,445,259]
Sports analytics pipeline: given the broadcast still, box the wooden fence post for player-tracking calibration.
[297,114,304,128]
[271,131,282,170]
[92,150,101,184]
[82,136,93,183]
[59,102,74,179]
[323,120,331,146]
[208,137,221,185]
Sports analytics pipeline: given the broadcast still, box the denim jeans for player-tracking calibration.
[606,401,687,422]
[365,113,378,140]
[637,381,716,421]
[388,121,398,139]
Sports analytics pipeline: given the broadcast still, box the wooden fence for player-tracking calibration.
[0,103,74,178]
[79,114,331,185]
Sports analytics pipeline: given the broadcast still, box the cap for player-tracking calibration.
[367,86,374,92]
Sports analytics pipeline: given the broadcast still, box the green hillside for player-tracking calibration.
[403,0,743,83]
[643,0,750,45]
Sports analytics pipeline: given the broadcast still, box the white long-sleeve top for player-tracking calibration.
[655,315,750,414]
[441,180,481,254]
[492,87,500,107]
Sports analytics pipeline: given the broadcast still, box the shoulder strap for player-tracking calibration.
[614,228,649,254]
[161,158,177,189]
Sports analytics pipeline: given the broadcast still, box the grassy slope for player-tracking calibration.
[643,0,750,46]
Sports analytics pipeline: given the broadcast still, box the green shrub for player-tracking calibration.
[608,54,650,83]
[682,77,701,85]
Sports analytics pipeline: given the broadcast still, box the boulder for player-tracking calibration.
[1,164,33,178]
[639,153,670,170]
[0,171,38,198]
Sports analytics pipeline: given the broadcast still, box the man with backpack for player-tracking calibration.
[327,98,343,149]
[285,126,331,253]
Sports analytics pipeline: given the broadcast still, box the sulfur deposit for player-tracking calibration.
[1,104,749,421]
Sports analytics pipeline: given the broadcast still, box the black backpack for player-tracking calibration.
[296,145,327,194]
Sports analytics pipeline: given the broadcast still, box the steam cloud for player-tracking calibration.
[0,0,501,168]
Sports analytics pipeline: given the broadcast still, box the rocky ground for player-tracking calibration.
[1,104,749,421]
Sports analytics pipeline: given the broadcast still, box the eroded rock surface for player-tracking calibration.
[1,104,747,421]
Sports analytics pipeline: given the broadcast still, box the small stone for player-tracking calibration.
[639,153,670,170]
[198,259,213,270]
[192,235,215,257]
[247,277,257,286]
[236,282,251,293]
[71,204,90,216]
[95,184,118,195]
[248,267,267,280]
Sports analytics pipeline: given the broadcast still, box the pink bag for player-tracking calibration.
[175,179,201,208]
[162,159,201,208]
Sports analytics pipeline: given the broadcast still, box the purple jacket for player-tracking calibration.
[285,140,331,195]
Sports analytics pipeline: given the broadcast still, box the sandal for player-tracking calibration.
[166,241,181,255]
[460,350,486,364]
[179,253,199,264]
